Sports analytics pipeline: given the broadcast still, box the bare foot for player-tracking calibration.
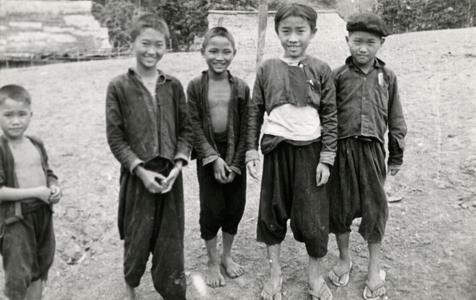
[125,282,137,300]
[261,272,282,300]
[204,262,225,288]
[221,256,245,278]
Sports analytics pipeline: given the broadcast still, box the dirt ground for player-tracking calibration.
[0,26,475,300]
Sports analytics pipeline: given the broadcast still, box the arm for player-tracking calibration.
[186,81,219,165]
[0,186,51,204]
[230,84,251,175]
[245,68,265,163]
[387,73,407,172]
[173,79,193,166]
[318,65,338,166]
[105,81,143,173]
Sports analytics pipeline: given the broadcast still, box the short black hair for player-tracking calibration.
[130,13,170,42]
[201,26,236,51]
[274,3,318,33]
[0,84,31,105]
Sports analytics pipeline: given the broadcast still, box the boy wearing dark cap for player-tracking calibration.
[327,13,406,300]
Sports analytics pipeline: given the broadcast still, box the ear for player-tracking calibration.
[380,37,386,45]
[233,49,237,56]
[345,36,349,43]
[200,48,205,56]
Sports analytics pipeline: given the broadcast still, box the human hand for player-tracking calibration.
[161,164,182,194]
[246,159,260,180]
[225,170,236,183]
[49,185,62,204]
[388,165,400,176]
[36,186,52,204]
[213,158,229,184]
[136,167,167,194]
[316,163,330,187]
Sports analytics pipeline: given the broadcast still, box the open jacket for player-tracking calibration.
[187,71,250,174]
[106,68,192,172]
[246,56,337,165]
[0,135,57,230]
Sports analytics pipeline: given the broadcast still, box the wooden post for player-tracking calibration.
[256,0,268,69]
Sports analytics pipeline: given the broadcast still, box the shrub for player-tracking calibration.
[92,0,209,52]
[375,0,475,33]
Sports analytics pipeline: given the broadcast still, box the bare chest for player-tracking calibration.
[9,140,46,188]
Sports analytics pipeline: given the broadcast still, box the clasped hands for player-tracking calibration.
[136,163,182,194]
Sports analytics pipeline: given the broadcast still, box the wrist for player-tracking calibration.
[174,160,183,170]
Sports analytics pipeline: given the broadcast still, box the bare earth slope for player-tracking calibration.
[0,27,475,299]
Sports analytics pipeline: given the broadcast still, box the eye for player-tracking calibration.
[4,112,14,117]
[18,111,28,117]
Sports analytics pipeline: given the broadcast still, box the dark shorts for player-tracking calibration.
[257,141,329,258]
[1,204,55,300]
[197,138,246,241]
[328,137,388,243]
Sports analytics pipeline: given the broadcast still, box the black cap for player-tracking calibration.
[346,13,390,37]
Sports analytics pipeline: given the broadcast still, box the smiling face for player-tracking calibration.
[277,16,316,60]
[133,27,167,71]
[346,31,384,68]
[0,98,32,140]
[202,36,236,76]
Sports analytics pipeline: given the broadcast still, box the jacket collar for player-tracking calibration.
[345,56,386,70]
[201,70,235,83]
[128,68,170,83]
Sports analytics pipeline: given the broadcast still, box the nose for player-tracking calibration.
[11,116,21,125]
[289,32,299,43]
[358,44,368,53]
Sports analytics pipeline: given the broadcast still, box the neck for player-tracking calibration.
[5,135,26,145]
[353,57,374,74]
[283,54,306,63]
[135,64,158,78]
[208,69,228,81]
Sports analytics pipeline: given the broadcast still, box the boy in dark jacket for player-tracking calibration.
[0,84,61,300]
[328,13,407,300]
[187,27,250,288]
[106,14,192,300]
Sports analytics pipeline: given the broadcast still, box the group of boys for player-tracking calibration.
[0,2,406,300]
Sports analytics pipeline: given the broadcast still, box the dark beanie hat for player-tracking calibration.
[275,3,318,33]
[346,13,390,37]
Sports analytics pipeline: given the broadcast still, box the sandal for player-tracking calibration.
[309,277,333,300]
[363,270,386,300]
[328,262,353,287]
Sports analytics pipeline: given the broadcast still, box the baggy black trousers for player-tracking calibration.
[118,158,186,300]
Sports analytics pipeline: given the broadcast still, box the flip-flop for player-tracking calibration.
[328,262,353,287]
[309,277,333,300]
[363,270,386,300]
[261,275,283,300]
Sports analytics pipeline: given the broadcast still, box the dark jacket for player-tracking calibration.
[246,56,337,165]
[0,135,57,228]
[106,68,192,172]
[333,57,407,166]
[187,71,250,174]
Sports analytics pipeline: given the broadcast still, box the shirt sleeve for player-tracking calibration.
[105,81,143,173]
[230,83,251,173]
[173,79,193,166]
[186,80,219,165]
[387,73,407,166]
[246,66,265,163]
[318,64,338,166]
